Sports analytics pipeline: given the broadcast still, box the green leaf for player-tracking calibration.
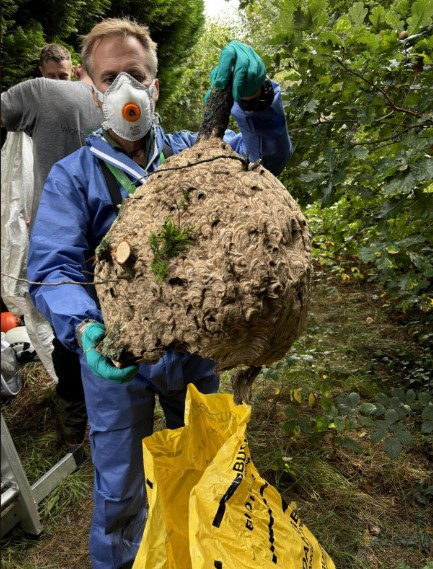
[385,408,400,424]
[348,3,368,27]
[391,387,406,402]
[359,416,375,427]
[320,31,342,46]
[334,416,346,432]
[422,405,433,421]
[358,246,381,264]
[335,436,363,454]
[284,406,300,420]
[356,31,381,49]
[348,392,361,406]
[376,394,391,407]
[373,403,386,417]
[298,417,312,433]
[419,392,433,405]
[305,98,320,112]
[284,420,300,434]
[359,402,377,416]
[350,146,369,159]
[406,389,417,404]
[316,415,332,432]
[394,430,414,445]
[371,428,387,443]
[298,171,326,183]
[407,0,433,34]
[385,10,404,30]
[335,15,352,32]
[321,182,337,208]
[421,421,433,434]
[369,5,387,29]
[383,436,403,459]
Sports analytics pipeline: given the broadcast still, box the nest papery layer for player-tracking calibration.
[94,138,313,371]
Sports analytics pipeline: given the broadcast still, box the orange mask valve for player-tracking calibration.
[122,102,142,122]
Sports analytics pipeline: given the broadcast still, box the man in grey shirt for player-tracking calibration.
[1,73,102,445]
[2,76,102,225]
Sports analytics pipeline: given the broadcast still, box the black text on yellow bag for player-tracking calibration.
[133,383,335,569]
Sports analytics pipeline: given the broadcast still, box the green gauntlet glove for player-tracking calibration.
[79,322,138,383]
[205,40,266,103]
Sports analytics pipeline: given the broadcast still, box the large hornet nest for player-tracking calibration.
[94,83,313,403]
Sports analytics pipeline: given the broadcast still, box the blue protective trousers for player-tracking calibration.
[80,352,219,569]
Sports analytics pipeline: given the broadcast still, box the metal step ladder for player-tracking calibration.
[1,412,85,538]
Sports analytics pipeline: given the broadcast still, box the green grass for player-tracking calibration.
[240,278,433,569]
[1,276,432,568]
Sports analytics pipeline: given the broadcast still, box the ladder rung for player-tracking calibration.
[1,486,20,511]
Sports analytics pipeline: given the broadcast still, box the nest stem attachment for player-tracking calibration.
[197,81,234,142]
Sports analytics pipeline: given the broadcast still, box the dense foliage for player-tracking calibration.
[2,1,431,308]
[0,0,205,104]
[158,22,234,132]
[164,0,433,312]
[249,0,433,312]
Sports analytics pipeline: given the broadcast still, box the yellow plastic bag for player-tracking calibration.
[133,383,335,569]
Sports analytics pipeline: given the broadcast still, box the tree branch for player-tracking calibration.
[350,123,431,146]
[136,154,249,184]
[1,273,125,286]
[289,119,360,133]
[334,58,425,119]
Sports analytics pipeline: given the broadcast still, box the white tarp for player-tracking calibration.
[1,132,57,382]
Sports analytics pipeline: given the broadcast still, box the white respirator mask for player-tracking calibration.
[94,72,156,141]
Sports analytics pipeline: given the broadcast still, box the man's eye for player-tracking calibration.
[132,75,145,83]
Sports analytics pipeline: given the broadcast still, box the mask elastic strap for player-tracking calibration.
[93,84,104,103]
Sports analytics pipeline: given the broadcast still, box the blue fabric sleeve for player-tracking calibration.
[27,149,112,352]
[228,80,291,176]
[163,80,291,177]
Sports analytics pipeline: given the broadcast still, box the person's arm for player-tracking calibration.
[226,80,291,177]
[208,40,291,176]
[28,149,138,381]
[162,42,291,177]
[27,151,104,352]
[1,79,42,135]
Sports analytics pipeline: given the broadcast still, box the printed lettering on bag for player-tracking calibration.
[290,510,314,569]
[232,440,248,473]
[193,400,233,423]
[244,495,255,531]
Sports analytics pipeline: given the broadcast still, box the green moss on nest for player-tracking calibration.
[149,217,194,281]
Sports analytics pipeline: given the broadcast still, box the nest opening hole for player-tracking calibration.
[168,277,186,287]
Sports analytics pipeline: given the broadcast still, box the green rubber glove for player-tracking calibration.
[80,322,138,383]
[205,40,266,103]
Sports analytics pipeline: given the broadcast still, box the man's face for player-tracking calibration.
[39,59,74,80]
[91,35,159,101]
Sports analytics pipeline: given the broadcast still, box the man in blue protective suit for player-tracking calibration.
[28,17,292,569]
